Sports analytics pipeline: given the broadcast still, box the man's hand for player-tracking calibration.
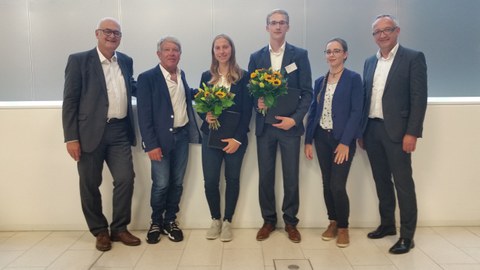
[148,147,163,161]
[66,141,81,161]
[403,134,417,153]
[272,116,296,130]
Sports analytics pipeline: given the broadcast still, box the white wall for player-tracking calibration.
[1,101,479,231]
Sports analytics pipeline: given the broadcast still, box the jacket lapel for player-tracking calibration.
[88,49,108,98]
[384,45,404,92]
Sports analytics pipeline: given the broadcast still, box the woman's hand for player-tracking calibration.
[206,112,217,124]
[221,138,240,154]
[334,143,349,164]
[304,144,314,160]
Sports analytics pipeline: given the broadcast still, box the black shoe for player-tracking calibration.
[146,223,162,244]
[389,238,414,254]
[163,221,184,242]
[367,225,397,239]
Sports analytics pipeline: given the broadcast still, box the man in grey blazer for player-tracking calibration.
[62,17,140,251]
[248,9,313,243]
[360,14,427,254]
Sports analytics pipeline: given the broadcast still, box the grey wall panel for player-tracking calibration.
[28,0,119,100]
[0,0,478,100]
[0,1,33,100]
[399,0,480,97]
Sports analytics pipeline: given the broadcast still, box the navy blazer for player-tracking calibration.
[62,48,137,152]
[361,45,427,142]
[198,70,253,144]
[305,68,364,146]
[248,42,313,136]
[136,65,201,153]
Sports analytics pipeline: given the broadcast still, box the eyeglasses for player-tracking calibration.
[324,49,344,56]
[97,28,122,38]
[372,27,397,37]
[268,20,288,27]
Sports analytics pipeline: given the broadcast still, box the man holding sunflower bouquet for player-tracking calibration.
[248,9,313,243]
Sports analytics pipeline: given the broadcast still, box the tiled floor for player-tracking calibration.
[1,227,480,269]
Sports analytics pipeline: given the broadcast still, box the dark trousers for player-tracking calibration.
[201,134,247,222]
[257,125,300,226]
[77,120,135,236]
[313,127,356,228]
[364,119,417,239]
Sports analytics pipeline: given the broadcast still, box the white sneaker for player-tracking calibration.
[220,221,233,242]
[206,219,222,240]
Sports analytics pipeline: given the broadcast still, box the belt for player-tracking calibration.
[369,117,384,122]
[171,125,186,133]
[106,117,126,124]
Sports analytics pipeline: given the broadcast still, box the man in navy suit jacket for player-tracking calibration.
[360,14,427,254]
[62,17,140,251]
[248,9,313,243]
[136,37,201,244]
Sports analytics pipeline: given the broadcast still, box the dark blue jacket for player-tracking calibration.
[136,65,201,153]
[305,68,364,146]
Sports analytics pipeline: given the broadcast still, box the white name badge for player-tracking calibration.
[285,62,298,74]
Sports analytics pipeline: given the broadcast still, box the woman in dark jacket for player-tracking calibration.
[304,38,364,248]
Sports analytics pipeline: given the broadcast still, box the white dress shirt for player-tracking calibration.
[97,47,127,119]
[159,64,189,128]
[369,43,399,119]
[269,42,286,71]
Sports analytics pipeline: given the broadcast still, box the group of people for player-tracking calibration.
[62,9,427,255]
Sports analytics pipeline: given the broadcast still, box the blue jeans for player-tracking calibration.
[150,128,189,225]
[201,134,247,222]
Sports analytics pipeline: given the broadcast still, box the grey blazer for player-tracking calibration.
[62,48,137,152]
[362,45,428,142]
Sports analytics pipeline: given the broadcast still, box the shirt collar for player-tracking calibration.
[269,42,286,54]
[376,43,399,60]
[159,63,180,80]
[96,47,117,63]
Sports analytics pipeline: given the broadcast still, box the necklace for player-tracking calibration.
[330,68,344,78]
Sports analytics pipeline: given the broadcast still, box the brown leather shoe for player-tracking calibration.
[95,231,112,251]
[285,224,301,243]
[256,223,275,241]
[111,230,141,246]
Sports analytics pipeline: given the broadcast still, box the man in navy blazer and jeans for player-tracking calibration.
[248,9,313,243]
[360,14,427,254]
[137,37,201,244]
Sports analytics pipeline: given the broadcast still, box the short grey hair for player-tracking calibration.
[157,36,182,53]
[266,9,289,25]
[372,14,400,28]
[96,17,121,30]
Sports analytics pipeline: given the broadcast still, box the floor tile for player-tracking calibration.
[0,250,24,269]
[46,249,102,270]
[221,248,264,270]
[415,229,477,264]
[134,248,182,270]
[432,227,480,248]
[94,243,146,268]
[260,232,305,266]
[303,249,353,270]
[178,230,223,267]
[0,231,50,251]
[8,231,84,267]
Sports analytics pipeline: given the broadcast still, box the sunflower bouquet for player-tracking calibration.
[248,68,288,116]
[193,83,235,130]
